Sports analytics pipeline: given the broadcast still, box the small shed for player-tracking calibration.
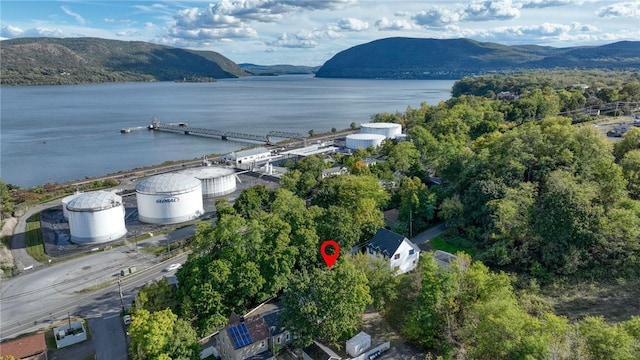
[346,331,371,357]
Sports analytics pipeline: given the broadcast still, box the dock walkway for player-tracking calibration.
[148,121,303,144]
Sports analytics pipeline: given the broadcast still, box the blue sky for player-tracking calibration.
[1,1,639,66]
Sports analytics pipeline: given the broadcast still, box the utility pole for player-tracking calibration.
[118,275,124,311]
[409,209,413,239]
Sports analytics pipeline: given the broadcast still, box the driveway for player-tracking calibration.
[411,222,447,245]
[88,313,128,360]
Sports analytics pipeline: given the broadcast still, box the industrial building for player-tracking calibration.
[360,122,402,139]
[179,167,237,198]
[61,192,82,220]
[345,133,387,150]
[66,191,127,244]
[221,147,273,166]
[136,173,204,224]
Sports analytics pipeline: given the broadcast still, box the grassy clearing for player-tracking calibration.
[542,277,640,323]
[429,235,478,257]
[45,329,58,349]
[25,213,50,262]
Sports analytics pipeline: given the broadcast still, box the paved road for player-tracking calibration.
[410,222,448,245]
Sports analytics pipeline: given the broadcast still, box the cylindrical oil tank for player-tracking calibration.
[136,173,204,224]
[61,193,82,220]
[179,167,236,198]
[360,122,402,139]
[346,134,387,150]
[66,191,127,244]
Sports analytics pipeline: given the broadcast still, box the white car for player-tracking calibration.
[164,263,182,272]
[123,315,131,326]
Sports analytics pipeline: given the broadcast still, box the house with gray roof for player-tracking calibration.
[366,228,420,275]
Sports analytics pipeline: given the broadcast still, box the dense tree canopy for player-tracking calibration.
[281,257,372,347]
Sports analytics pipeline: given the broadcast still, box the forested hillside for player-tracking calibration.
[0,37,247,85]
[315,37,640,79]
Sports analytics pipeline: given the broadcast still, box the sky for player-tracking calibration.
[1,0,639,66]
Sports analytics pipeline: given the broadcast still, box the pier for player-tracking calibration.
[146,119,304,144]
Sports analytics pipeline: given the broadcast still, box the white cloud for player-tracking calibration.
[266,32,318,48]
[61,6,87,25]
[0,24,64,38]
[519,0,581,8]
[375,17,416,31]
[462,0,520,21]
[169,26,258,40]
[116,30,142,37]
[413,8,461,27]
[336,18,369,31]
[598,1,640,18]
[412,0,520,29]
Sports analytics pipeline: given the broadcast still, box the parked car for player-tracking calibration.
[123,315,131,326]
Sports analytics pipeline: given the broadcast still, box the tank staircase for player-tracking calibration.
[147,119,304,144]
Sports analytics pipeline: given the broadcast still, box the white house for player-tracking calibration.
[366,228,420,275]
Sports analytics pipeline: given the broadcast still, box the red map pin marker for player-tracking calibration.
[320,240,340,269]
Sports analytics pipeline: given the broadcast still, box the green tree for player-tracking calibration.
[352,253,399,312]
[214,198,235,220]
[312,174,389,210]
[233,185,273,219]
[0,179,15,215]
[578,316,636,360]
[404,255,457,355]
[134,278,178,313]
[129,308,199,360]
[316,205,361,251]
[398,176,437,235]
[614,127,640,161]
[389,142,420,173]
[621,149,640,198]
[281,257,372,347]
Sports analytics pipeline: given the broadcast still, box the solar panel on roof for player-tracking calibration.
[229,323,253,349]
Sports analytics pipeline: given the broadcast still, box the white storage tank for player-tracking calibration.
[136,173,204,224]
[61,193,82,220]
[346,134,387,150]
[360,122,402,139]
[179,167,236,198]
[346,331,371,357]
[66,191,127,244]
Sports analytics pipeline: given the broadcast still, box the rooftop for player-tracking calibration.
[226,313,269,350]
[66,191,122,211]
[367,228,410,257]
[0,333,47,359]
[135,173,201,194]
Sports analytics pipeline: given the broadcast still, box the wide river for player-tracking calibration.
[1,75,454,188]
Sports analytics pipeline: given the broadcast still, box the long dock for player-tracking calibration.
[147,120,304,144]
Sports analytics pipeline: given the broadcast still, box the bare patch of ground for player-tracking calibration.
[361,311,426,360]
[543,277,640,323]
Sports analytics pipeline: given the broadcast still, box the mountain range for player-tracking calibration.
[315,37,640,79]
[0,37,246,85]
[2,37,639,85]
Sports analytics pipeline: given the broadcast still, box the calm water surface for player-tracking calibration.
[1,75,454,188]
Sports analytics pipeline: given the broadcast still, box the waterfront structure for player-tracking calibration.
[360,122,402,139]
[66,191,127,244]
[179,167,237,198]
[135,173,204,224]
[345,134,387,150]
[61,192,82,220]
[221,147,274,166]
